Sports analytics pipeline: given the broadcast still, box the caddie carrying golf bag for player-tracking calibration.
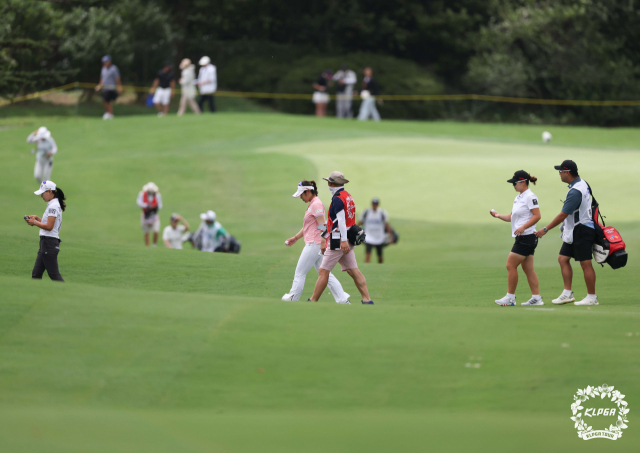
[589,184,628,269]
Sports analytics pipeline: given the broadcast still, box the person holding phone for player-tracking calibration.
[25,180,66,282]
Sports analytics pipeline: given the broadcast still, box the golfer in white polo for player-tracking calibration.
[282,180,350,303]
[27,127,57,182]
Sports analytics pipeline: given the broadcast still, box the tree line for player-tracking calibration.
[2,0,640,125]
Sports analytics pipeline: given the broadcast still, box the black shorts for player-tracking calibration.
[511,234,538,256]
[366,243,384,256]
[102,90,118,102]
[559,224,596,261]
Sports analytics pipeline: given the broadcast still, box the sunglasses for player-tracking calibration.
[512,180,527,186]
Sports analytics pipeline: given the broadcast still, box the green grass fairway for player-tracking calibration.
[1,112,639,452]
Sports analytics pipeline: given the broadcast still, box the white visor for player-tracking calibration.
[293,185,315,198]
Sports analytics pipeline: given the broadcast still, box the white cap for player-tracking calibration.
[199,56,211,66]
[200,210,216,221]
[143,182,159,193]
[35,126,51,140]
[293,183,315,198]
[35,180,56,195]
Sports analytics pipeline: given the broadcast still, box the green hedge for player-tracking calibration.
[222,52,444,119]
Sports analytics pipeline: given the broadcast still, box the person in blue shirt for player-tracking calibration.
[535,160,598,306]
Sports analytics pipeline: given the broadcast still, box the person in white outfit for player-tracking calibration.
[163,213,190,249]
[282,180,350,304]
[197,56,217,113]
[136,182,163,246]
[177,58,201,116]
[333,65,357,118]
[27,127,57,182]
[491,170,543,306]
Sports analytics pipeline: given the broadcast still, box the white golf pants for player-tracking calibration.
[34,159,53,182]
[288,242,348,302]
[358,97,381,121]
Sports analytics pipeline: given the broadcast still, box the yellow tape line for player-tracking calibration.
[3,82,640,107]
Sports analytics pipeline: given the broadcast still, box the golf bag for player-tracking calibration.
[225,235,241,254]
[384,226,399,247]
[588,183,628,269]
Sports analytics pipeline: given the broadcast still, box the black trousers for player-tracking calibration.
[198,94,216,112]
[32,237,64,282]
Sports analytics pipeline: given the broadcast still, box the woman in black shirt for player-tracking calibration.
[312,70,332,117]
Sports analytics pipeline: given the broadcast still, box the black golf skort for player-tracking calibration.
[511,234,538,257]
[559,224,596,262]
[102,90,118,102]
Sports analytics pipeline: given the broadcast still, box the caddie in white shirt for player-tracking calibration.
[357,198,394,263]
[197,56,217,113]
[491,170,543,306]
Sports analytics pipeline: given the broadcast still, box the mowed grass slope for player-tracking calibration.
[0,112,639,452]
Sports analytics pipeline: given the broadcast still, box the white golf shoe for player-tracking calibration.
[336,293,351,305]
[521,297,544,306]
[494,295,516,306]
[281,293,296,301]
[575,296,599,306]
[552,292,575,305]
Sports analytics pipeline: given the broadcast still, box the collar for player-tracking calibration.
[568,177,582,188]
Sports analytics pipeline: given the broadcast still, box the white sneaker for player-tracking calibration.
[281,293,296,301]
[552,292,575,305]
[575,296,599,306]
[336,293,351,304]
[102,112,109,120]
[157,112,164,117]
[494,295,516,306]
[522,297,544,306]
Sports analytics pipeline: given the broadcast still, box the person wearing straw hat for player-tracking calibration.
[149,60,176,117]
[309,171,374,305]
[27,127,57,183]
[25,180,67,282]
[197,56,217,113]
[177,58,201,116]
[136,182,163,246]
[282,180,351,303]
[95,55,122,120]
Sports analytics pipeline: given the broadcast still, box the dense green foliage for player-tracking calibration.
[4,0,640,124]
[1,112,639,451]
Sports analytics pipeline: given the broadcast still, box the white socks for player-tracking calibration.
[587,294,597,299]
[562,289,573,297]
[507,293,515,300]
[532,295,541,300]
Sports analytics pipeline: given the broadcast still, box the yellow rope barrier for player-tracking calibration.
[3,81,640,107]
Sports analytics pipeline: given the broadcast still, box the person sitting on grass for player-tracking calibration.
[162,213,190,249]
[193,210,230,252]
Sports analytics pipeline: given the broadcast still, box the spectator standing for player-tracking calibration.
[197,56,217,113]
[163,214,190,249]
[149,61,175,117]
[312,70,332,117]
[95,55,122,120]
[333,65,357,119]
[177,58,201,116]
[357,67,381,121]
[27,127,57,183]
[358,198,393,263]
[136,182,163,247]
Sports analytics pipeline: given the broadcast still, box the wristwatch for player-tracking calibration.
[543,227,548,232]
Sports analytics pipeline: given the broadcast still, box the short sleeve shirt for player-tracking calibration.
[360,208,388,245]
[157,70,175,89]
[162,225,185,249]
[303,197,325,244]
[40,198,62,239]
[100,65,120,90]
[511,189,539,237]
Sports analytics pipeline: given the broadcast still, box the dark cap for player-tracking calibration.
[163,60,172,68]
[554,160,578,173]
[372,198,380,204]
[507,170,530,184]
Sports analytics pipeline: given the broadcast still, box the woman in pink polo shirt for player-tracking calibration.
[282,180,350,304]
